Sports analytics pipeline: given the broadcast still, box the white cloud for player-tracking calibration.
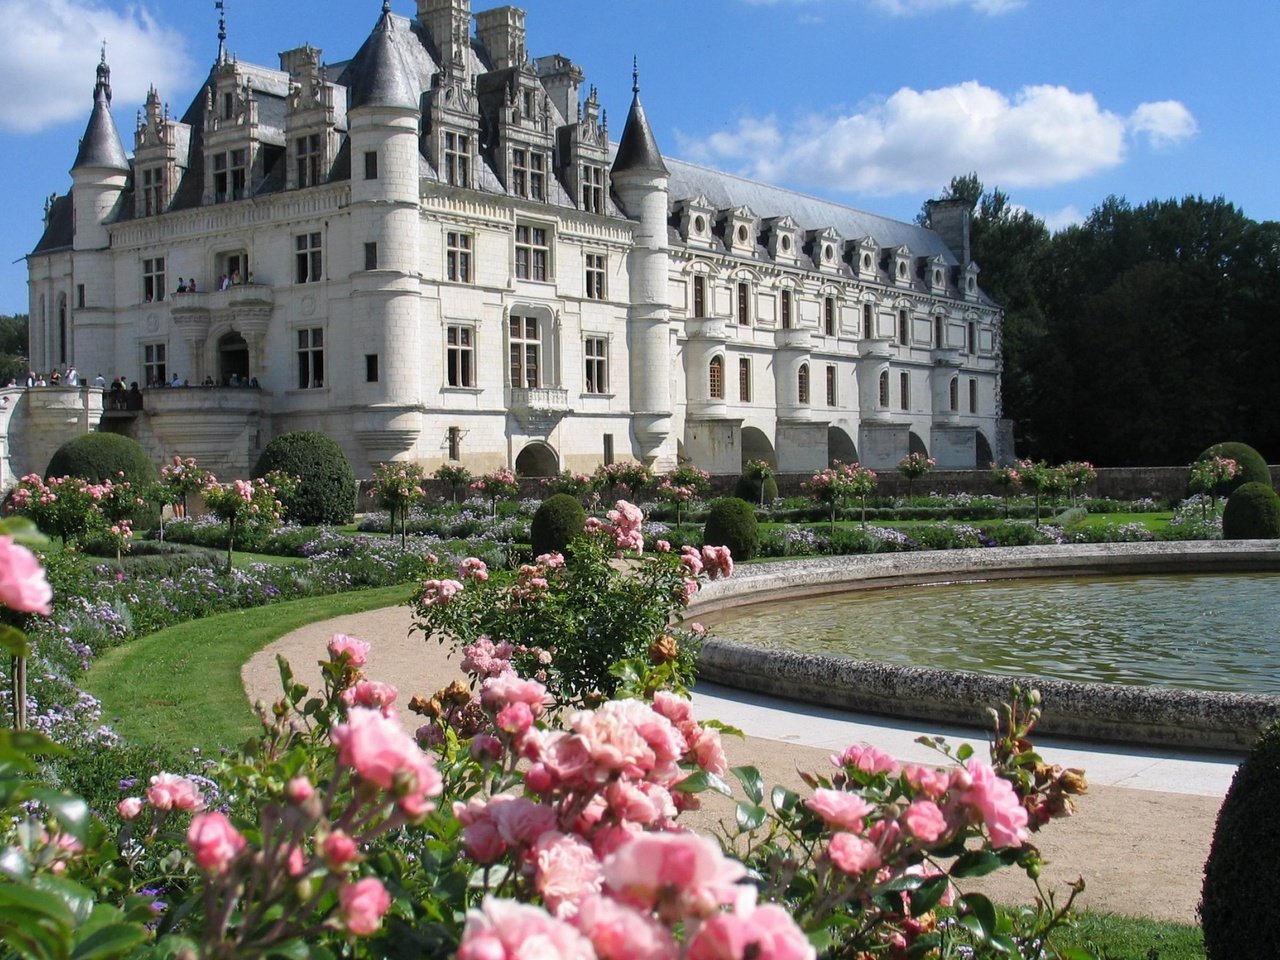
[676,81,1132,196]
[1128,100,1198,150]
[1039,204,1086,233]
[0,0,193,134]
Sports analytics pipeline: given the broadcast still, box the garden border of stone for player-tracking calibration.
[689,541,1280,753]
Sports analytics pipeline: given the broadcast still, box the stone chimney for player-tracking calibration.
[418,0,472,76]
[475,6,526,70]
[925,198,971,265]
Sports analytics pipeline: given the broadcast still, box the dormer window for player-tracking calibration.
[863,254,872,270]
[223,91,235,120]
[141,167,164,216]
[897,261,907,279]
[737,225,748,244]
[695,215,706,233]
[823,244,834,264]
[522,89,535,119]
[581,162,604,213]
[213,149,247,203]
[296,134,321,188]
[780,235,791,253]
[445,132,472,188]
[511,148,546,201]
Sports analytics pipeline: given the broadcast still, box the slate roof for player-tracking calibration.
[611,92,668,178]
[71,79,129,173]
[345,10,422,111]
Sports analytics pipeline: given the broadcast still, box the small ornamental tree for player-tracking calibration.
[530,493,586,557]
[990,464,1021,518]
[808,460,877,528]
[202,475,286,570]
[594,460,652,500]
[433,462,473,504]
[1189,456,1240,512]
[1017,460,1063,526]
[656,466,709,526]
[1198,441,1270,496]
[468,467,518,518]
[372,462,425,548]
[8,474,104,545]
[156,455,212,521]
[897,452,935,499]
[702,497,759,561]
[542,470,596,501]
[735,459,778,506]
[45,431,157,487]
[1059,460,1097,507]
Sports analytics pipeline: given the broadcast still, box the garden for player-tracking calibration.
[1,430,1277,958]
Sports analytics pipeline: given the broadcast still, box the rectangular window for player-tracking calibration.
[511,148,546,199]
[826,364,836,406]
[143,343,166,388]
[141,167,164,216]
[969,377,978,413]
[584,336,608,394]
[824,297,836,336]
[899,371,909,411]
[603,433,614,466]
[738,358,751,402]
[230,149,247,200]
[863,303,873,338]
[897,309,909,345]
[509,315,541,388]
[581,163,605,213]
[222,91,234,120]
[447,232,472,283]
[295,231,322,283]
[143,257,166,303]
[365,354,379,383]
[446,325,475,387]
[76,284,85,309]
[364,150,378,180]
[514,224,549,282]
[364,242,378,271]
[967,321,978,356]
[585,253,606,300]
[709,356,724,399]
[444,132,470,188]
[780,289,793,329]
[736,282,749,325]
[297,328,324,389]
[296,133,321,188]
[934,316,945,349]
[693,275,706,317]
[213,153,228,202]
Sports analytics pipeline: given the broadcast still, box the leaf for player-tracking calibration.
[72,922,150,960]
[949,850,1005,878]
[770,785,799,813]
[0,880,77,927]
[731,765,764,805]
[908,875,951,917]
[0,729,68,763]
[956,743,974,761]
[673,770,731,797]
[32,874,99,925]
[960,892,998,941]
[735,802,766,831]
[26,789,92,844]
[0,625,29,658]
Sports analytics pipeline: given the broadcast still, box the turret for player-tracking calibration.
[611,66,672,465]
[70,49,130,251]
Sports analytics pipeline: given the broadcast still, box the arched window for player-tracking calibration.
[709,355,724,399]
[797,362,809,404]
[878,370,890,408]
[949,376,959,411]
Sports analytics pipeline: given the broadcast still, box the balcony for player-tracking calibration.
[933,346,962,367]
[857,338,894,360]
[509,386,570,434]
[773,327,812,351]
[684,317,728,341]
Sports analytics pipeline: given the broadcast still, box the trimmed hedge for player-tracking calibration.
[1198,442,1271,495]
[1221,482,1280,539]
[703,497,760,562]
[45,432,157,487]
[1201,721,1280,958]
[734,473,779,506]
[252,431,356,526]
[531,494,586,557]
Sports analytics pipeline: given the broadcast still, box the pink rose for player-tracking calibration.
[331,708,442,817]
[806,788,874,832]
[902,798,948,843]
[339,877,391,936]
[341,679,399,715]
[956,759,1029,848]
[572,894,676,960]
[828,832,882,875]
[322,830,359,867]
[686,897,816,960]
[327,633,370,666]
[569,699,685,785]
[903,763,950,800]
[187,812,245,874]
[284,776,314,804]
[146,772,205,811]
[831,743,900,777]
[457,897,596,960]
[496,700,534,737]
[117,797,143,820]
[604,832,745,921]
[533,831,603,918]
[0,537,52,616]
[481,674,550,717]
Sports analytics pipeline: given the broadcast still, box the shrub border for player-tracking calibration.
[690,541,1280,753]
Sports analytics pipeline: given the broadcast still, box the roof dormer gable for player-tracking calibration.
[763,215,801,263]
[851,236,878,279]
[888,244,913,285]
[921,254,948,294]
[806,226,843,274]
[674,194,716,247]
[719,205,758,257]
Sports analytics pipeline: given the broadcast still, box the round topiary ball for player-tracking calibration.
[1198,442,1272,496]
[530,493,586,557]
[734,473,779,506]
[1221,481,1280,539]
[46,431,158,486]
[252,431,356,526]
[703,497,760,562]
[1201,720,1280,958]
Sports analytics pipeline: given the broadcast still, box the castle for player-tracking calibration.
[25,0,1007,481]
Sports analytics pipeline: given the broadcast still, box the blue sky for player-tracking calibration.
[1,0,1276,316]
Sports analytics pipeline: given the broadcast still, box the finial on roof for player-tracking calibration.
[216,0,228,64]
[382,0,391,12]
[632,56,639,94]
[95,40,112,102]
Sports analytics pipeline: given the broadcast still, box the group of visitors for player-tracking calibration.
[23,366,79,387]
[174,269,247,294]
[106,376,145,411]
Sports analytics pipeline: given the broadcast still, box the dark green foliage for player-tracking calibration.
[703,497,760,561]
[45,432,157,486]
[1199,442,1272,494]
[1221,482,1280,539]
[0,314,28,384]
[252,431,355,525]
[530,493,586,556]
[1201,721,1280,958]
[734,473,778,505]
[46,741,179,822]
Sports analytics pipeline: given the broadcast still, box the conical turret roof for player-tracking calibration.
[611,69,667,178]
[72,53,129,173]
[349,4,420,111]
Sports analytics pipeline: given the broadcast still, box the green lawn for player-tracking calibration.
[83,583,416,753]
[1050,911,1205,959]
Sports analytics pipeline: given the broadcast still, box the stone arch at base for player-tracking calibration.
[217,331,249,386]
[976,430,994,468]
[828,426,858,466]
[740,426,776,471]
[908,431,929,458]
[515,441,559,478]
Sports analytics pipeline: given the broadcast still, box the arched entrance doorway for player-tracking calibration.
[740,426,776,470]
[827,426,858,466]
[515,441,559,478]
[218,332,249,385]
[908,431,929,458]
[976,431,994,467]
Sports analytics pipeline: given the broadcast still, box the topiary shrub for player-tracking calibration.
[734,473,778,506]
[252,431,356,526]
[1221,482,1280,539]
[1198,442,1272,496]
[530,493,586,557]
[45,432,157,486]
[1200,720,1280,958]
[703,497,759,562]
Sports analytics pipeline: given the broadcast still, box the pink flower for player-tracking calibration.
[496,701,534,737]
[327,633,370,666]
[457,897,596,960]
[187,812,245,874]
[573,894,677,960]
[604,832,745,921]
[339,877,391,936]
[827,832,882,875]
[956,759,1029,848]
[331,708,442,818]
[700,544,734,579]
[458,557,489,581]
[284,776,314,804]
[569,699,685,785]
[831,744,900,777]
[117,797,143,820]
[322,830,359,867]
[0,537,52,616]
[655,539,671,553]
[421,578,465,606]
[533,831,603,918]
[685,895,816,960]
[806,789,875,832]
[902,799,948,843]
[341,679,399,716]
[481,674,550,717]
[146,772,205,811]
[902,763,950,800]
[679,546,704,576]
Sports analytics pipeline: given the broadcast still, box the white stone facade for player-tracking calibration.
[26,2,1005,480]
